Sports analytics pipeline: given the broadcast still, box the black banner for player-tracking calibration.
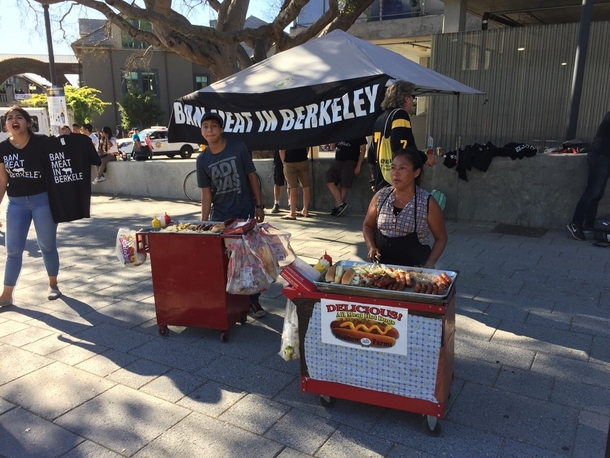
[168,75,389,150]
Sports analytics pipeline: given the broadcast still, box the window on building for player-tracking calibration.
[121,20,152,49]
[122,69,160,97]
[142,72,157,93]
[194,74,209,90]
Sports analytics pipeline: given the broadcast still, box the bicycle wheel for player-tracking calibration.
[183,170,201,203]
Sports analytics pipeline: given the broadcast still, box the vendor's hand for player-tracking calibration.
[367,247,381,263]
[255,207,265,223]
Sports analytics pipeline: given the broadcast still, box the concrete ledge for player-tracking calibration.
[92,153,607,229]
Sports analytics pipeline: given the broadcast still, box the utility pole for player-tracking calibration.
[43,4,57,86]
[565,0,594,140]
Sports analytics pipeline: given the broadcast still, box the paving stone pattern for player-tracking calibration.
[0,196,608,457]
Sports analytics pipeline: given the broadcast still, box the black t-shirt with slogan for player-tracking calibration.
[44,134,101,223]
[0,134,48,197]
[335,138,367,161]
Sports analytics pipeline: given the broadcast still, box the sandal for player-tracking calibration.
[281,215,297,220]
[298,212,310,218]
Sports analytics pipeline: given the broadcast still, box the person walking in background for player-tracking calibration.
[196,112,267,318]
[567,110,610,241]
[271,150,288,213]
[93,126,118,184]
[81,123,99,153]
[72,123,80,134]
[60,125,71,136]
[0,106,62,306]
[280,147,312,220]
[367,80,435,192]
[326,138,367,216]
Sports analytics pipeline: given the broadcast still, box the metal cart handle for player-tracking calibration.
[135,232,150,253]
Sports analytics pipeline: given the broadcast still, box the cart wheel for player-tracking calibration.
[422,416,442,437]
[240,316,247,325]
[319,395,335,408]
[158,325,169,337]
[220,331,229,343]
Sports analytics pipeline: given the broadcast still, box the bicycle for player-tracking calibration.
[183,170,264,203]
[183,170,200,203]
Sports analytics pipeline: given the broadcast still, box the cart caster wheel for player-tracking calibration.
[240,316,247,325]
[422,416,442,437]
[220,332,229,343]
[319,395,335,408]
[158,325,169,337]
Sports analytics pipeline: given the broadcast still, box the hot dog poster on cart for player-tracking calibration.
[320,299,408,355]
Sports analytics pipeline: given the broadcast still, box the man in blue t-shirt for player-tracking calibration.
[196,112,266,318]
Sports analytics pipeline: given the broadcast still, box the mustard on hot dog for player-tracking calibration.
[330,318,399,348]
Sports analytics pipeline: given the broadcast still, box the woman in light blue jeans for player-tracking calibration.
[0,106,61,306]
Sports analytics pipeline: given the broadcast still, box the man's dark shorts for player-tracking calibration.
[273,151,285,186]
[325,160,357,188]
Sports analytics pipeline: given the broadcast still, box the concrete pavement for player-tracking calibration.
[0,195,609,457]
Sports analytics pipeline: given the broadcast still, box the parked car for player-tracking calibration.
[117,127,200,159]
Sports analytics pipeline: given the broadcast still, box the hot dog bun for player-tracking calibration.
[341,268,356,285]
[330,318,399,348]
[334,265,345,284]
[325,265,337,282]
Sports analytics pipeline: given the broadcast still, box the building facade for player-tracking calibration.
[72,19,213,130]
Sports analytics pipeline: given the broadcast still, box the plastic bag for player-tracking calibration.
[115,228,147,267]
[226,237,273,295]
[258,223,295,267]
[279,299,300,361]
[243,225,280,280]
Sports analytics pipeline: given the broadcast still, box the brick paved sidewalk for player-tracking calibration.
[0,196,608,457]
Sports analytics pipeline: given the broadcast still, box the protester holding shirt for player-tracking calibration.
[0,106,61,306]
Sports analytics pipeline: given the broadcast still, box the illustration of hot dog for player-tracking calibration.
[330,317,399,348]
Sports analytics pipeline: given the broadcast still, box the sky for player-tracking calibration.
[0,0,276,57]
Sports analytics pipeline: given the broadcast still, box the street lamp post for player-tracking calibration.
[43,4,57,86]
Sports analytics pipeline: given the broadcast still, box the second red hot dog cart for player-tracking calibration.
[281,260,456,436]
[136,223,251,342]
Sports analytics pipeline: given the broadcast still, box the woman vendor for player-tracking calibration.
[363,148,447,268]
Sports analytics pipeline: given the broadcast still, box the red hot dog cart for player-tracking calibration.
[281,260,456,436]
[136,222,252,342]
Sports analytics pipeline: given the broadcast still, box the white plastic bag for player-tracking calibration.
[279,299,300,361]
[258,223,295,267]
[115,228,147,267]
[226,237,273,295]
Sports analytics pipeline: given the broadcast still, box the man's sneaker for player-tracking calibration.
[330,206,340,217]
[271,203,280,213]
[92,177,100,185]
[250,301,267,318]
[97,175,106,182]
[567,222,585,241]
[336,202,349,216]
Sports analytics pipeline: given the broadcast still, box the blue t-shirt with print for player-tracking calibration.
[196,138,256,221]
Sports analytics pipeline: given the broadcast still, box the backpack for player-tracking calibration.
[430,188,447,211]
[375,108,401,184]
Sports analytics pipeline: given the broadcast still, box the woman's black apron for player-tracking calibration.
[375,190,431,267]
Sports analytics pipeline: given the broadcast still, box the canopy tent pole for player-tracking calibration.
[455,92,461,163]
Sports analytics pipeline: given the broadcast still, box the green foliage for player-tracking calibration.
[21,86,110,125]
[66,86,110,125]
[117,88,164,130]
